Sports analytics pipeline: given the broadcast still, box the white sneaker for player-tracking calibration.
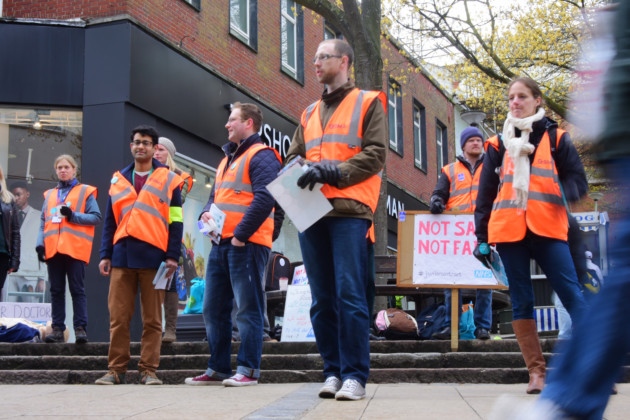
[222,373,258,387]
[335,379,366,401]
[318,376,342,398]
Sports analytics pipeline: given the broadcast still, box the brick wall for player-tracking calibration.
[3,0,454,205]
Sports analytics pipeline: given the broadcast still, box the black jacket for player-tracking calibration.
[475,117,588,242]
[0,200,21,270]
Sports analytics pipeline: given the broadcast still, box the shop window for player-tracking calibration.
[230,0,258,51]
[388,79,403,156]
[172,155,217,308]
[413,100,427,172]
[280,0,304,83]
[0,107,83,304]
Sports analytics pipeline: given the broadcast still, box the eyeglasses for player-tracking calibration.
[131,140,154,147]
[312,54,342,64]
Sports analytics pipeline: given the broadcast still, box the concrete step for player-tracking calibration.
[0,367,531,385]
[0,352,534,371]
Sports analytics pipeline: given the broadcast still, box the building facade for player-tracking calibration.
[0,0,454,341]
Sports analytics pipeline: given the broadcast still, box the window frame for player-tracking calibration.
[413,99,427,172]
[280,0,304,83]
[388,79,403,156]
[230,0,258,51]
[181,0,201,10]
[436,119,448,175]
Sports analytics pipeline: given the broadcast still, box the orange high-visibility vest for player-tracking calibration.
[179,170,194,194]
[301,88,386,213]
[110,167,182,251]
[214,143,281,248]
[42,184,97,263]
[443,160,482,212]
[487,129,568,243]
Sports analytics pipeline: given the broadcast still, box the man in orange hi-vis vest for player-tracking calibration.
[429,126,492,341]
[96,125,183,386]
[286,39,387,401]
[184,102,281,388]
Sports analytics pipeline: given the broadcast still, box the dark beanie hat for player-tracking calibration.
[460,126,484,149]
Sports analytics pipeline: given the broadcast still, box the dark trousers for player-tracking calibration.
[47,253,87,330]
[0,253,9,292]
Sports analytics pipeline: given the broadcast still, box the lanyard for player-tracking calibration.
[56,179,78,205]
[132,168,153,186]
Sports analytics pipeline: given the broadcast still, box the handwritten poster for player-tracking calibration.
[398,212,506,288]
[280,285,316,342]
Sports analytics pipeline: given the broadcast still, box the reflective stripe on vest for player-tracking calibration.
[214,143,281,248]
[444,161,481,212]
[42,184,97,264]
[110,167,182,251]
[488,129,568,242]
[302,88,386,212]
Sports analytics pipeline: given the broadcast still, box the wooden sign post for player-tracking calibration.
[397,211,508,351]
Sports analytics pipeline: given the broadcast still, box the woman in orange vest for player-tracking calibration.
[473,77,588,394]
[36,154,101,344]
[154,137,194,343]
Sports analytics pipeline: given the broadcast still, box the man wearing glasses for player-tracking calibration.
[96,125,183,386]
[286,39,387,401]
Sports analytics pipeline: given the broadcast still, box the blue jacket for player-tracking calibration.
[100,159,183,269]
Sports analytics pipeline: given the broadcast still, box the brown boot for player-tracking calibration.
[162,292,179,343]
[512,319,545,394]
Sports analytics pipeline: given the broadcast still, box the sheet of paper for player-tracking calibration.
[266,164,332,233]
[152,262,173,290]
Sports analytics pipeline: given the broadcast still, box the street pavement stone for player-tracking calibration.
[0,383,627,419]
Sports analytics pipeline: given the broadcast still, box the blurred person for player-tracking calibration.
[36,155,101,343]
[430,125,493,341]
[0,165,20,301]
[474,76,588,394]
[285,39,387,401]
[96,125,183,385]
[9,181,45,301]
[184,102,281,387]
[491,3,630,418]
[154,136,194,343]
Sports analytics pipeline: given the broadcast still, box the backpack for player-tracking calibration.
[417,303,447,340]
[264,252,292,291]
[374,308,419,340]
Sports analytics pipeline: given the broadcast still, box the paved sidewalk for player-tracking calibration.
[1,383,627,419]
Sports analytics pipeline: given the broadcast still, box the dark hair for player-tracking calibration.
[130,125,159,145]
[508,76,544,109]
[232,102,263,132]
[10,181,29,191]
[325,39,354,68]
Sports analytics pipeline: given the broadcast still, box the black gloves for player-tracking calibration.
[473,242,491,269]
[59,206,73,218]
[36,246,46,263]
[429,196,445,214]
[297,163,341,191]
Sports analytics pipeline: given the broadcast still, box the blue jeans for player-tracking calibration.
[444,288,493,330]
[541,160,630,419]
[299,217,370,386]
[497,234,587,322]
[202,242,269,379]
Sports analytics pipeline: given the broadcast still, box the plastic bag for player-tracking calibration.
[459,302,476,340]
[183,277,205,314]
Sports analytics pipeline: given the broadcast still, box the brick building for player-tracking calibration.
[0,0,454,340]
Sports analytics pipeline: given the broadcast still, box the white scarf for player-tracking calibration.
[502,108,546,209]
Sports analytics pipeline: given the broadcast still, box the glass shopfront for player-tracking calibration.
[0,106,83,304]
